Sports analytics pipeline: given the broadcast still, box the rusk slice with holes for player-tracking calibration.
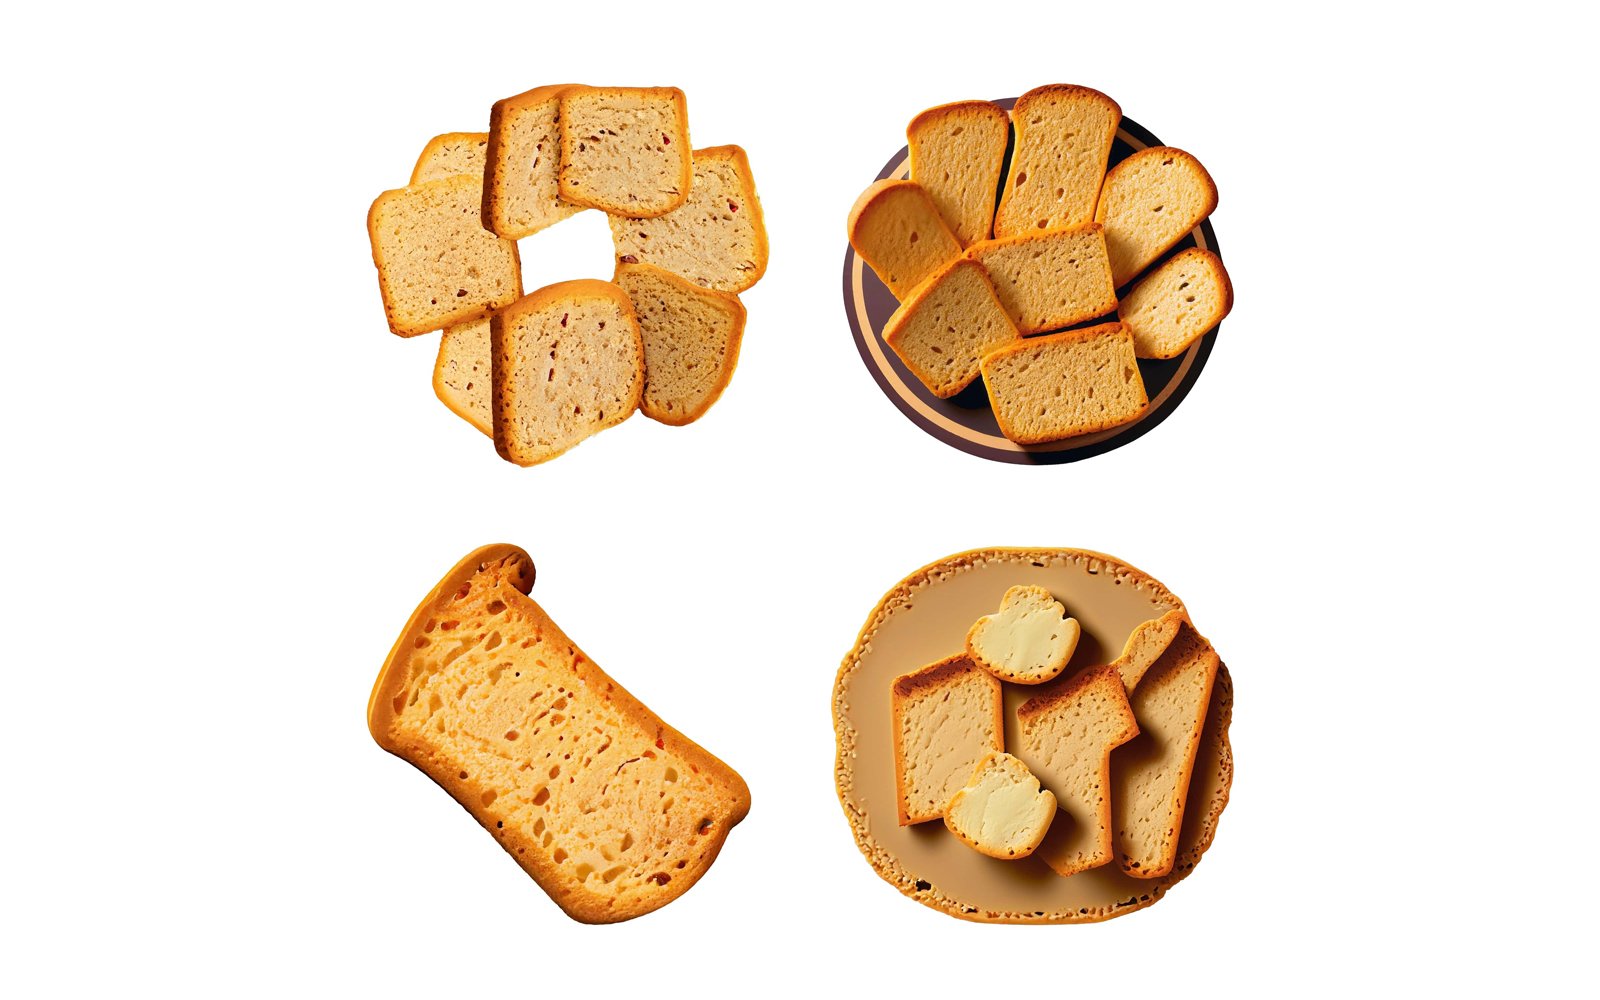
[979,322,1147,444]
[1110,610,1188,692]
[1118,248,1233,359]
[891,654,1004,825]
[943,752,1056,860]
[613,263,745,426]
[433,318,492,436]
[558,86,691,218]
[1017,665,1140,877]
[882,258,1020,398]
[907,101,1010,246]
[609,145,768,292]
[368,544,751,924]
[965,585,1080,684]
[491,279,643,466]
[1112,620,1219,879]
[368,174,522,337]
[993,84,1121,239]
[1094,146,1218,287]
[412,132,489,185]
[961,223,1116,334]
[483,84,588,239]
[847,179,963,300]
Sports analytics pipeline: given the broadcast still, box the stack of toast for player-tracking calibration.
[849,85,1233,445]
[368,85,770,465]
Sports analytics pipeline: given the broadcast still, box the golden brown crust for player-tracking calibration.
[907,101,1010,245]
[1094,146,1218,286]
[557,87,691,218]
[613,262,746,426]
[881,258,1019,399]
[979,322,1146,444]
[410,131,489,185]
[994,84,1120,239]
[698,145,770,290]
[482,84,587,239]
[846,179,962,299]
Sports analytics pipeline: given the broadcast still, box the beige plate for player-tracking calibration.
[833,548,1234,923]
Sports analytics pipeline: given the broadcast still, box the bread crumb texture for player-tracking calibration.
[848,179,963,300]
[891,655,1003,825]
[994,84,1121,238]
[882,258,1019,398]
[559,87,691,218]
[609,146,767,292]
[980,322,1147,444]
[614,263,745,425]
[943,752,1056,859]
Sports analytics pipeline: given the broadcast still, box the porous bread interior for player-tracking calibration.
[1095,147,1217,286]
[1119,249,1230,359]
[908,102,1010,246]
[560,88,689,217]
[372,548,749,923]
[1112,622,1219,878]
[892,656,1002,825]
[980,324,1147,444]
[994,85,1120,238]
[369,174,521,336]
[963,224,1116,334]
[882,259,1019,398]
[614,264,743,425]
[435,318,492,435]
[1111,610,1187,691]
[944,752,1055,859]
[485,86,586,239]
[608,147,766,292]
[1017,665,1139,877]
[493,285,641,466]
[849,180,962,300]
[965,584,1076,683]
[413,132,488,185]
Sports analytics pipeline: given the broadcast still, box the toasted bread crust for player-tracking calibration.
[1094,146,1218,287]
[994,84,1121,239]
[482,84,588,239]
[411,132,489,185]
[613,262,747,426]
[557,87,691,218]
[847,179,963,300]
[907,100,1010,246]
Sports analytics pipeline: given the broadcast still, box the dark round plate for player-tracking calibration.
[844,97,1223,464]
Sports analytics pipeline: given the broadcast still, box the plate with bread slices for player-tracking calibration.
[844,86,1230,464]
[833,548,1233,923]
[368,85,769,466]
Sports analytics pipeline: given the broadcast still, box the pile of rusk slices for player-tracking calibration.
[367,84,769,465]
[849,84,1233,445]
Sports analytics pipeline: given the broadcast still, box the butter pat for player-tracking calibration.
[944,752,1056,859]
[965,585,1080,684]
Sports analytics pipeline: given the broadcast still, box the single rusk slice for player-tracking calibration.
[980,322,1148,445]
[412,132,488,185]
[993,84,1121,238]
[890,654,1004,825]
[613,263,746,426]
[1016,665,1140,877]
[483,84,589,239]
[1112,620,1220,878]
[882,258,1020,398]
[558,86,691,218]
[1110,610,1188,691]
[609,145,768,292]
[944,752,1057,860]
[847,179,963,300]
[907,100,1011,246]
[962,222,1117,334]
[965,585,1080,684]
[1095,146,1218,287]
[1118,248,1233,359]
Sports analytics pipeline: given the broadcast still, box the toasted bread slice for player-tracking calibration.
[1017,665,1140,877]
[1110,610,1188,692]
[881,258,1020,398]
[1095,146,1218,287]
[558,86,691,218]
[483,84,588,239]
[994,84,1121,238]
[965,585,1080,684]
[613,263,746,426]
[1118,248,1233,359]
[961,222,1116,334]
[491,279,643,466]
[980,322,1147,444]
[368,544,751,923]
[847,179,963,300]
[433,318,492,435]
[368,174,522,337]
[944,752,1056,860]
[411,132,489,185]
[1111,621,1219,878]
[890,654,1004,825]
[609,145,768,292]
[907,101,1011,246]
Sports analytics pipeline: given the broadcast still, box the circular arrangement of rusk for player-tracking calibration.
[833,548,1233,923]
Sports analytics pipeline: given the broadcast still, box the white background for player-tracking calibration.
[6,2,1595,994]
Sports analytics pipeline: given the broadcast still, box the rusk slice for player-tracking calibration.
[558,86,691,218]
[1111,621,1219,879]
[881,258,1020,398]
[613,263,746,426]
[368,174,522,337]
[609,145,768,292]
[433,318,492,436]
[962,223,1116,334]
[907,101,1011,246]
[368,544,751,924]
[491,279,643,466]
[412,132,489,185]
[1118,248,1233,359]
[1017,665,1140,877]
[979,322,1148,444]
[1110,610,1188,692]
[993,84,1121,238]
[847,179,963,300]
[890,654,1004,825]
[1094,146,1218,287]
[944,752,1056,860]
[965,585,1080,685]
[483,84,588,239]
